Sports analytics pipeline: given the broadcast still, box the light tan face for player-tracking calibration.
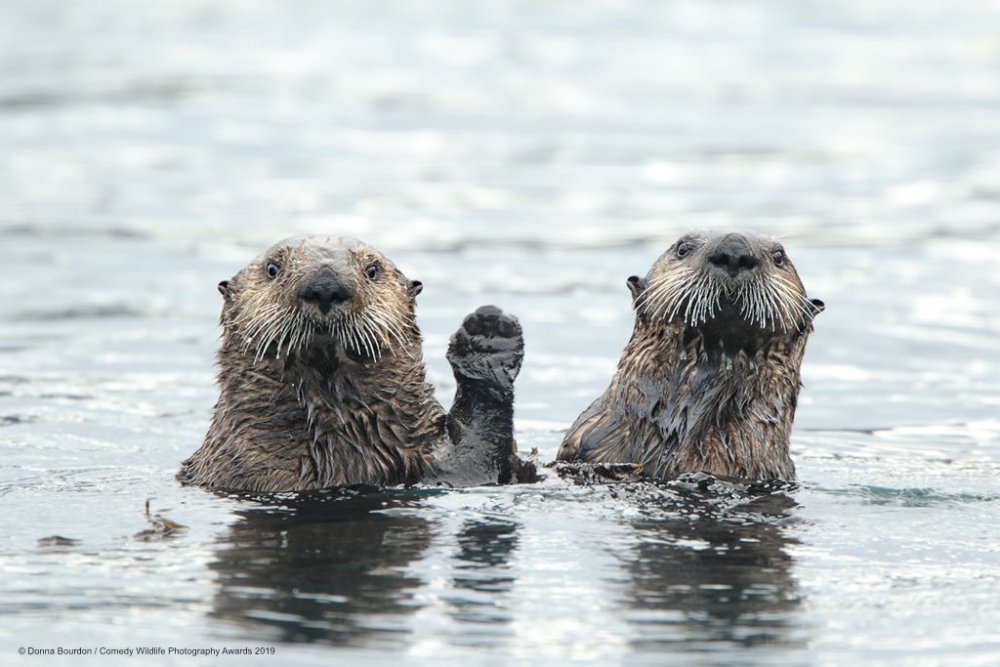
[218,236,422,361]
[632,230,822,335]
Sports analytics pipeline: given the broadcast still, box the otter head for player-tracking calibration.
[217,236,423,363]
[631,230,824,355]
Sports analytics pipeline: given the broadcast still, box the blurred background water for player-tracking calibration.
[1,1,999,665]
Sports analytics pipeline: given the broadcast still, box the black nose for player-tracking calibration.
[707,235,760,277]
[299,276,354,314]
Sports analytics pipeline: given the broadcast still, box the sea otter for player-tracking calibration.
[178,235,525,493]
[557,230,823,481]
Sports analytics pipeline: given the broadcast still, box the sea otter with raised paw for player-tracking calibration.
[179,236,525,493]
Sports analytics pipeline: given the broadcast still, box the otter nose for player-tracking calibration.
[300,277,354,314]
[707,235,760,277]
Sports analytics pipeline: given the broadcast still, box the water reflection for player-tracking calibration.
[620,488,802,652]
[208,490,434,648]
[447,515,519,642]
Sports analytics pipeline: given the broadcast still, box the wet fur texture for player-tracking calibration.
[558,231,823,481]
[178,236,524,493]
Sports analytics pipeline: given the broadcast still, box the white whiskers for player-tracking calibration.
[639,267,813,333]
[234,301,415,363]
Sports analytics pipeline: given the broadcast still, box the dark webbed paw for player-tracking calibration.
[447,305,524,397]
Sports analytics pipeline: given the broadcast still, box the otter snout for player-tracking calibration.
[707,234,760,278]
[299,274,355,315]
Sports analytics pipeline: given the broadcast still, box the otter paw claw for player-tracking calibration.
[447,305,524,391]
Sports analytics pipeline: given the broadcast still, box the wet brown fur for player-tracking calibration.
[558,231,823,481]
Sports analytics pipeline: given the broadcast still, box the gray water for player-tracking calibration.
[2,1,1000,665]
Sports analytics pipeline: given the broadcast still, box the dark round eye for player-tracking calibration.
[266,262,280,278]
[676,243,693,259]
[365,263,379,280]
[772,249,786,266]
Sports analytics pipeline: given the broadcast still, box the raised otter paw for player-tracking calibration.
[447,305,524,396]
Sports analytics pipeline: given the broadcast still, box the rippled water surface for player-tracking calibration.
[2,1,1000,665]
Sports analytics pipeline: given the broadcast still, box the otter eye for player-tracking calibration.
[365,263,379,280]
[266,262,280,278]
[772,249,786,266]
[675,243,693,259]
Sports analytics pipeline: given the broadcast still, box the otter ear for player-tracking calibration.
[810,298,825,315]
[627,275,646,301]
[408,280,423,297]
[218,271,240,304]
